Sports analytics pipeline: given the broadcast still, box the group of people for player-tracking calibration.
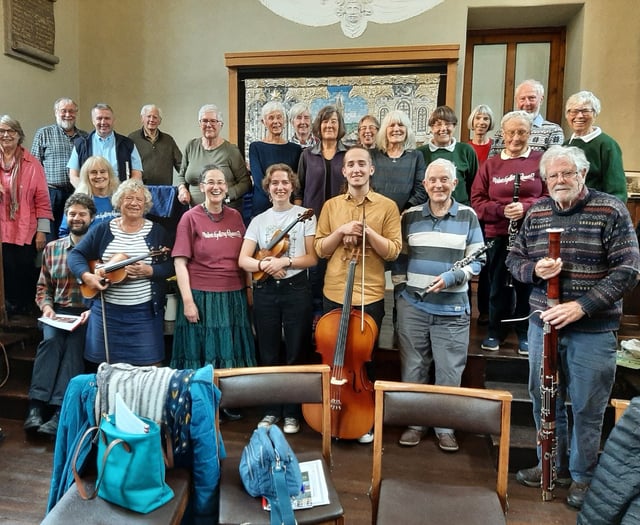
[8,79,638,511]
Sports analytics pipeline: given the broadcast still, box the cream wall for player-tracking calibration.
[0,0,81,141]
[1,0,638,168]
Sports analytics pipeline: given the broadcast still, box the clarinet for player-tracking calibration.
[540,227,563,501]
[505,173,523,287]
[414,241,494,301]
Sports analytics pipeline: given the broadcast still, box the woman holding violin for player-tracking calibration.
[68,179,173,368]
[171,165,256,377]
[239,163,317,434]
[312,146,401,442]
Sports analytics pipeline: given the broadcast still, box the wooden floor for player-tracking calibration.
[0,286,590,523]
[0,411,580,525]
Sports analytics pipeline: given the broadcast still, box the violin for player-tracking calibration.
[253,208,313,281]
[303,248,378,439]
[80,248,169,298]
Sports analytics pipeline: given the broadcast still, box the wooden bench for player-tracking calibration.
[41,468,190,525]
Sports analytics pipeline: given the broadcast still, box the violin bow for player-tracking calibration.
[360,202,366,332]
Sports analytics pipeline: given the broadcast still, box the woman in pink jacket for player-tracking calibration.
[0,115,53,316]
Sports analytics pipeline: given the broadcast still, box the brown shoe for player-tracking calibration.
[399,428,424,447]
[437,432,459,452]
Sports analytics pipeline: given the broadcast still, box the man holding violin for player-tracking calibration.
[24,194,96,437]
[392,158,485,452]
[314,145,401,443]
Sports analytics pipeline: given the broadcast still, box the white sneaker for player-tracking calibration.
[357,431,374,444]
[258,415,280,428]
[283,418,300,434]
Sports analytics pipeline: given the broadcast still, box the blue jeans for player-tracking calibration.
[527,322,617,483]
[397,295,470,434]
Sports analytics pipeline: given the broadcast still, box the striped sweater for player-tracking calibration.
[395,199,485,316]
[506,190,640,332]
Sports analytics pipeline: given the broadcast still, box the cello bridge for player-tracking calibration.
[330,377,348,386]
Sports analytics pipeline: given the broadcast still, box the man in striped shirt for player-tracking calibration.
[392,158,485,452]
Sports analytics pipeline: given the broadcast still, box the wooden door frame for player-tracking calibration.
[461,28,566,140]
[224,44,460,143]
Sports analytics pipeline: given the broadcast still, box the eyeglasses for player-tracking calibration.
[546,170,580,183]
[358,126,378,132]
[504,129,530,138]
[567,108,593,116]
[202,180,226,186]
[0,129,17,136]
[200,119,222,126]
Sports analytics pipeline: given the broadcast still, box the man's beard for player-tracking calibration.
[69,223,90,236]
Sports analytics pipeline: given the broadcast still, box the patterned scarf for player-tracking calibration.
[2,146,22,220]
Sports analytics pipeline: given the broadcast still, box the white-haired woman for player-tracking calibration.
[370,110,427,211]
[248,101,302,218]
[177,104,251,212]
[564,91,626,202]
[68,178,173,369]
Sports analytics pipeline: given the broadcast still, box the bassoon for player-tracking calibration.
[540,227,563,501]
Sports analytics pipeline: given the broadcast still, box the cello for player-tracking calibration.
[303,248,378,439]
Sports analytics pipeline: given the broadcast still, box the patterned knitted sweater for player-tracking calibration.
[506,189,640,332]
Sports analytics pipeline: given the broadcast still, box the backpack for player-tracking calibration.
[239,425,303,525]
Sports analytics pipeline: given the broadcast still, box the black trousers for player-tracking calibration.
[253,271,313,419]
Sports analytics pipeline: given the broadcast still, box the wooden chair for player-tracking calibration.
[214,364,344,525]
[370,380,512,525]
[611,398,631,422]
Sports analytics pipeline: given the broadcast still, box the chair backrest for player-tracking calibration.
[214,364,332,463]
[371,380,512,519]
[611,398,631,422]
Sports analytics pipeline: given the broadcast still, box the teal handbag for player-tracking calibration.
[72,414,174,514]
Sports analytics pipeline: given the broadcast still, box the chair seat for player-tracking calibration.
[376,478,506,525]
[218,450,344,525]
[41,468,190,525]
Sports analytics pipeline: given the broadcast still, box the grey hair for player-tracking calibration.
[198,104,223,122]
[565,91,601,117]
[539,145,590,181]
[289,102,312,124]
[261,101,286,121]
[376,110,416,152]
[467,104,495,131]
[515,79,545,98]
[91,103,113,118]
[140,104,163,119]
[500,110,533,130]
[0,115,25,145]
[54,98,78,112]
[112,178,153,214]
[425,158,456,181]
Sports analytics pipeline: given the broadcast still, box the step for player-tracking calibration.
[0,374,30,420]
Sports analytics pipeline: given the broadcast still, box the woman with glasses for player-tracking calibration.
[177,104,251,212]
[564,91,626,202]
[0,115,53,316]
[356,114,379,149]
[248,102,302,219]
[171,165,256,416]
[67,179,173,368]
[471,111,547,355]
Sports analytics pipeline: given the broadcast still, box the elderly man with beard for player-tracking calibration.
[31,98,87,241]
[24,193,96,437]
[506,146,640,509]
